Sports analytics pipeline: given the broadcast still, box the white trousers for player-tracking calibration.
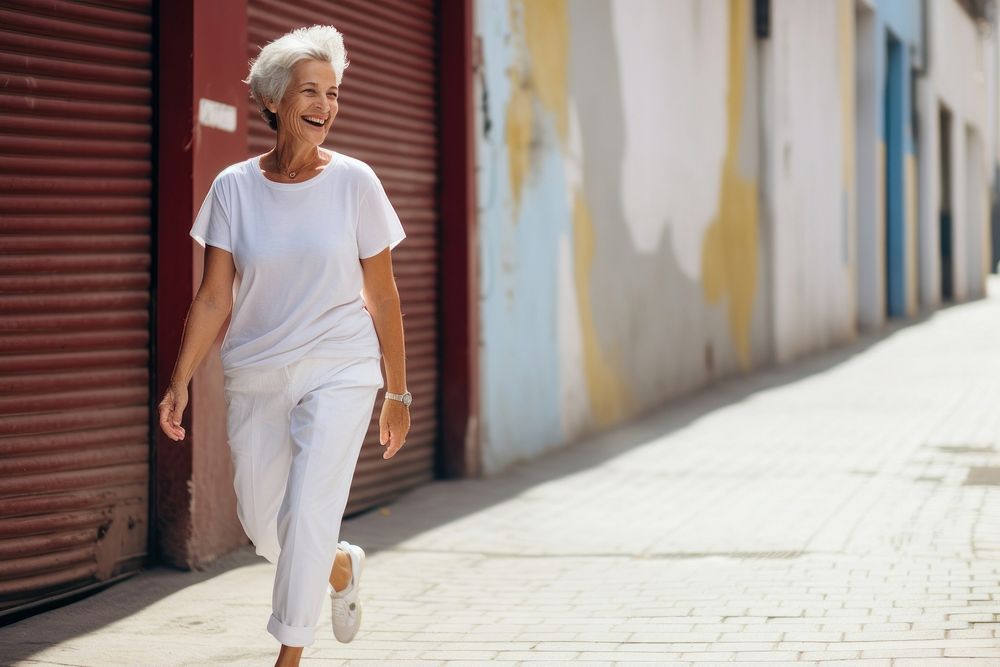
[223,355,382,647]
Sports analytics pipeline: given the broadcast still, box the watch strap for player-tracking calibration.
[385,391,411,405]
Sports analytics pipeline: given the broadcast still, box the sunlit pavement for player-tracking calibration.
[5,278,1000,666]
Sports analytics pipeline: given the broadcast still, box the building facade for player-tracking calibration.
[0,0,994,621]
[0,0,477,620]
[473,0,997,473]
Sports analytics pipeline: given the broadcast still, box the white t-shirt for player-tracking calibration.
[189,150,406,376]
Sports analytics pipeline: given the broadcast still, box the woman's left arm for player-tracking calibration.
[361,247,410,460]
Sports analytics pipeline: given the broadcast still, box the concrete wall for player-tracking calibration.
[473,0,995,475]
[761,0,858,362]
[917,0,993,305]
[474,0,769,473]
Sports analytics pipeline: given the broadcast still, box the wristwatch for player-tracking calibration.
[385,390,412,407]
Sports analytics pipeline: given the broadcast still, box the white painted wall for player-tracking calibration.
[609,0,729,277]
[918,0,992,304]
[763,0,856,363]
[966,125,985,295]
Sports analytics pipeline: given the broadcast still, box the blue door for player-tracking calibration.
[884,35,906,317]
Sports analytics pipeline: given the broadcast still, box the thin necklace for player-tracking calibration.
[274,151,320,179]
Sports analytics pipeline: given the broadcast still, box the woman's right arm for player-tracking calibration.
[158,246,236,442]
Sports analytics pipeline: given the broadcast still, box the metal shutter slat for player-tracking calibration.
[0,1,152,617]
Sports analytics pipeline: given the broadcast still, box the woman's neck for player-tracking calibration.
[269,138,322,175]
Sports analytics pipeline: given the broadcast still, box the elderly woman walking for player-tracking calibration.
[156,25,411,667]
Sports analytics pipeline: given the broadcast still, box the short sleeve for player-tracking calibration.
[189,178,232,252]
[357,174,406,259]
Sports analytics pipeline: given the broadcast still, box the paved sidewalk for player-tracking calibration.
[5,280,1000,666]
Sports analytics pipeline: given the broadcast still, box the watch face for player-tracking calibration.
[403,392,412,406]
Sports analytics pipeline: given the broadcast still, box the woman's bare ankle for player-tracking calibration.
[329,548,352,592]
[274,644,303,667]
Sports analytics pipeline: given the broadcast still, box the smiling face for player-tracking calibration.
[266,58,339,145]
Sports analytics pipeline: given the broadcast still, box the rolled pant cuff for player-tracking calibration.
[267,613,317,647]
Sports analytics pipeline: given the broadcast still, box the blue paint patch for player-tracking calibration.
[476,1,572,472]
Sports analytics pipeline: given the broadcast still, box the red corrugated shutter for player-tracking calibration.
[247,1,438,514]
[0,0,152,616]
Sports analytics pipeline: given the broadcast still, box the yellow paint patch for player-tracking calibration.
[505,72,532,217]
[905,153,918,315]
[522,0,568,142]
[502,0,631,425]
[505,0,569,217]
[700,0,758,370]
[572,192,630,426]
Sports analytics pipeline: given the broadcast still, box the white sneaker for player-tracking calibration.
[330,540,365,643]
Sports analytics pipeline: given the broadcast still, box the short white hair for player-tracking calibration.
[245,24,349,131]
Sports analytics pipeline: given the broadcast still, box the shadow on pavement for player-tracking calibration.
[0,547,263,666]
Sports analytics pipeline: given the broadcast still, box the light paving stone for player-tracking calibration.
[627,632,720,643]
[859,648,944,658]
[493,651,580,660]
[942,647,1000,657]
[945,627,996,638]
[718,631,784,642]
[689,623,735,632]
[774,641,828,651]
[573,631,633,642]
[909,620,968,630]
[576,652,674,662]
[731,650,800,661]
[423,642,535,651]
[895,660,1000,667]
[842,629,946,641]
[530,642,621,652]
[416,650,498,661]
[947,612,998,622]
[676,652,737,661]
[834,638,1000,651]
[799,650,862,660]
[618,642,710,652]
[709,641,779,651]
[858,622,910,631]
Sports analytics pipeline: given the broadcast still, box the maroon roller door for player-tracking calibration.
[0,0,152,617]
[247,1,439,514]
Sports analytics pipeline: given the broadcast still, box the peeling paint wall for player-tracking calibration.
[475,0,766,473]
[473,0,992,473]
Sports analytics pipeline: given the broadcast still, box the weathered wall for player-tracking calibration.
[475,0,768,473]
[473,0,993,474]
[762,0,858,362]
[917,0,993,305]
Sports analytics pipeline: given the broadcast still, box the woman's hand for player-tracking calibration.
[158,380,189,442]
[379,398,410,459]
